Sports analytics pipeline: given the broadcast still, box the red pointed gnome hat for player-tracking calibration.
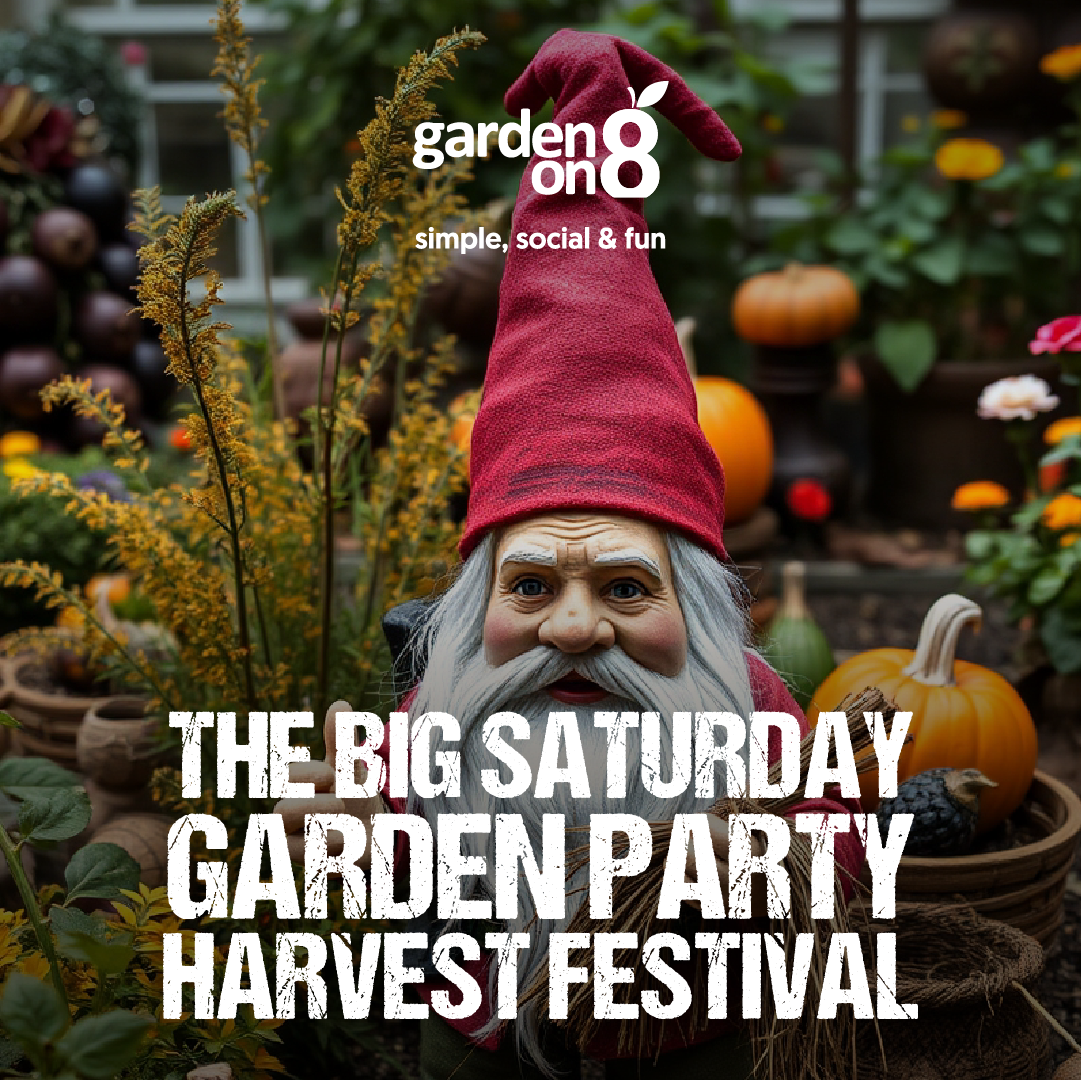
[459,29,741,561]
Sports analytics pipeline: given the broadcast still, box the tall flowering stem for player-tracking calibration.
[131,187,258,712]
[212,0,283,418]
[313,27,483,718]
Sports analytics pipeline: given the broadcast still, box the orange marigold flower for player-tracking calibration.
[932,109,967,130]
[952,480,1010,510]
[935,138,1004,181]
[1061,531,1081,548]
[1041,43,1081,81]
[1045,417,1081,445]
[1042,492,1081,530]
[0,431,41,458]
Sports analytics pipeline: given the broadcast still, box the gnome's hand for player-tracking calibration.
[684,816,768,919]
[273,699,388,867]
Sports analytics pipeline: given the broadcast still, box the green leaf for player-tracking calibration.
[1040,440,1081,466]
[0,711,19,730]
[18,787,91,844]
[826,217,876,255]
[874,320,937,392]
[0,975,69,1048]
[1029,563,1069,606]
[64,842,141,903]
[912,236,964,285]
[0,757,80,801]
[909,187,951,221]
[55,1011,152,1080]
[1021,225,1065,256]
[964,233,1015,276]
[1042,197,1072,224]
[1041,607,1081,674]
[51,906,108,942]
[964,531,998,560]
[56,930,135,977]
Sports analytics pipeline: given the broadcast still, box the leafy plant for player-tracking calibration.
[763,101,1081,390]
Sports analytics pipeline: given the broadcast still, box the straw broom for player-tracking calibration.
[518,687,901,1079]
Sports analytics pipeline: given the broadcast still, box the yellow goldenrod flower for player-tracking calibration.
[1055,162,1079,179]
[932,109,967,130]
[901,114,921,134]
[0,431,41,458]
[1041,43,1081,81]
[2,458,40,480]
[1042,492,1081,530]
[952,479,1011,511]
[1045,417,1081,445]
[935,138,1004,181]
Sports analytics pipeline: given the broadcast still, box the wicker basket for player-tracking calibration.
[857,771,1081,946]
[856,905,1049,1080]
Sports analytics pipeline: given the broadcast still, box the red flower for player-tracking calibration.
[786,478,832,522]
[1030,315,1081,355]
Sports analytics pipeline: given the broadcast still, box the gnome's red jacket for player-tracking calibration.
[372,653,866,1061]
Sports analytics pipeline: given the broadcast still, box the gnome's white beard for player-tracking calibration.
[405,532,755,1071]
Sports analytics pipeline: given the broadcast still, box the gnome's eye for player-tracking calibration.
[512,577,548,598]
[607,580,647,601]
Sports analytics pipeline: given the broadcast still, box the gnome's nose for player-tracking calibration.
[539,585,615,655]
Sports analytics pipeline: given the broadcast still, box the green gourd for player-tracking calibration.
[761,561,836,710]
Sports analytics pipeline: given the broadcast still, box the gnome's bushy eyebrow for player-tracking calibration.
[592,549,663,580]
[498,547,557,571]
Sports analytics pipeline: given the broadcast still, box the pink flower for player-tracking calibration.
[977,375,1059,421]
[119,40,148,66]
[1030,315,1081,355]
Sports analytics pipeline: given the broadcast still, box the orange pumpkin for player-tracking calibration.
[447,389,482,475]
[694,377,773,524]
[807,594,1037,832]
[732,263,860,348]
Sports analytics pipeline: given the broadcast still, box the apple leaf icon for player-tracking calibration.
[635,81,669,110]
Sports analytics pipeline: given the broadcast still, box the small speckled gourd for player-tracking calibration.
[761,561,836,710]
[877,767,998,857]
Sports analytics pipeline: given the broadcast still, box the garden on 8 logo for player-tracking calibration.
[599,81,667,198]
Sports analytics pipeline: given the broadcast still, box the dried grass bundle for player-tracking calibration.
[519,687,900,1079]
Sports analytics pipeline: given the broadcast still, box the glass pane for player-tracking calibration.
[155,101,232,197]
[882,88,935,149]
[206,213,239,280]
[147,36,219,82]
[770,92,840,192]
[885,23,932,75]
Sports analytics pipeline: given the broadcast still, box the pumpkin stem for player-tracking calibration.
[902,593,982,687]
[675,316,697,379]
[779,561,811,621]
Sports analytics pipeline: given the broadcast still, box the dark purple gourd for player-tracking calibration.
[69,364,142,447]
[0,255,59,340]
[74,291,140,363]
[98,243,140,298]
[63,163,128,242]
[876,767,998,857]
[32,207,98,272]
[130,340,173,419]
[0,346,64,420]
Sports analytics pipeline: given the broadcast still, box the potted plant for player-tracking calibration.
[762,44,1081,527]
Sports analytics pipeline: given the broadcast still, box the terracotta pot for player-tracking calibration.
[90,813,172,889]
[77,696,162,792]
[0,656,14,757]
[924,9,1040,112]
[7,653,107,765]
[858,356,1073,529]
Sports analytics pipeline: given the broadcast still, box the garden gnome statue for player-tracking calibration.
[278,28,865,1079]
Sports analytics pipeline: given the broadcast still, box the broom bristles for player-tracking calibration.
[518,686,901,1077]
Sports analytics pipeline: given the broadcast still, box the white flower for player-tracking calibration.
[977,375,1059,421]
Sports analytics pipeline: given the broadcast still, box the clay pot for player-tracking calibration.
[77,696,162,792]
[32,207,98,272]
[419,244,505,349]
[63,163,128,242]
[0,255,58,341]
[0,346,64,421]
[924,10,1040,112]
[6,652,107,766]
[90,813,173,889]
[74,292,140,363]
[0,656,14,758]
[83,778,156,837]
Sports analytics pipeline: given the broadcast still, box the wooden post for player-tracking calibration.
[839,0,860,207]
